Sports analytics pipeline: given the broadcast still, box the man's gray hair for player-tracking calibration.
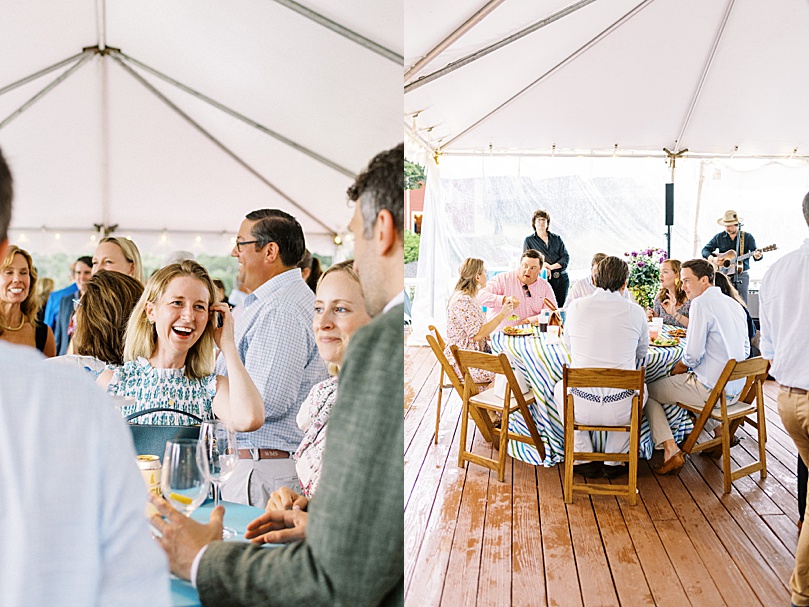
[347,143,404,239]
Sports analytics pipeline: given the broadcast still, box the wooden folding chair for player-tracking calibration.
[425,330,494,445]
[451,346,545,482]
[677,357,769,494]
[562,365,645,505]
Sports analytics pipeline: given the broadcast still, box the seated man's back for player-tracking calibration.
[0,342,170,607]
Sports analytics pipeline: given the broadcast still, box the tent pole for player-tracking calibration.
[405,0,598,93]
[672,0,736,153]
[100,48,111,232]
[404,0,506,82]
[109,55,337,237]
[112,51,355,179]
[0,51,91,98]
[0,53,93,131]
[270,0,402,64]
[442,0,656,150]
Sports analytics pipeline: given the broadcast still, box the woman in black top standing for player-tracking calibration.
[523,209,570,306]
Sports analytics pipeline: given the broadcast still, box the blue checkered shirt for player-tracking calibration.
[216,268,328,452]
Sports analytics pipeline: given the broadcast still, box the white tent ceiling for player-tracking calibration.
[0,0,402,255]
[404,0,809,159]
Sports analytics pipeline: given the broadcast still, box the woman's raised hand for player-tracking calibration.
[211,302,234,351]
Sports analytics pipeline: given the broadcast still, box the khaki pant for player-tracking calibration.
[220,456,300,509]
[645,372,717,447]
[777,388,809,606]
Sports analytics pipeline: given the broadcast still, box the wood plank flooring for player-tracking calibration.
[404,343,799,606]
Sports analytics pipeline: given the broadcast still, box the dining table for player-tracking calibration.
[490,324,693,467]
[171,500,279,607]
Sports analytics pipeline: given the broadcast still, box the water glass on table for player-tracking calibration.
[648,317,664,340]
[161,438,210,517]
[200,420,239,538]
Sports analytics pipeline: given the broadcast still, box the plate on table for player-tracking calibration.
[668,327,687,338]
[503,326,533,336]
[651,337,680,347]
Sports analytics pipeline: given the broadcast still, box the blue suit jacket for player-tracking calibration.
[44,283,77,330]
[53,293,75,356]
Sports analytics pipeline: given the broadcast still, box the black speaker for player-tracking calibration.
[665,183,674,226]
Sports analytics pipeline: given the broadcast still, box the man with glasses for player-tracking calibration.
[218,209,327,508]
[478,248,557,330]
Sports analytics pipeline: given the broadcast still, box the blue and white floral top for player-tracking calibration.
[108,357,216,426]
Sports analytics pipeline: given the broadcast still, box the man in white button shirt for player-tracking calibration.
[645,258,749,475]
[759,191,809,607]
[567,252,633,304]
[553,256,648,479]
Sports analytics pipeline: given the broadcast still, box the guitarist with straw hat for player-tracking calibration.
[701,209,764,304]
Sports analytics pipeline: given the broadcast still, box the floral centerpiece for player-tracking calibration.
[624,247,668,309]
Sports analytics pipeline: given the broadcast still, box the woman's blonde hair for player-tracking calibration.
[316,259,365,376]
[123,260,216,379]
[452,257,485,299]
[99,236,144,284]
[1,245,39,326]
[656,259,687,307]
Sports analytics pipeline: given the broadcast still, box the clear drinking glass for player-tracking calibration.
[200,420,239,538]
[161,438,210,517]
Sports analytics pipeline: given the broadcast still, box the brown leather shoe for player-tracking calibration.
[655,450,686,475]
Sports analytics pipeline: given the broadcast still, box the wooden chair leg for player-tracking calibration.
[458,383,471,469]
[757,384,768,480]
[563,395,574,504]
[497,399,509,483]
[434,369,444,444]
[722,421,732,494]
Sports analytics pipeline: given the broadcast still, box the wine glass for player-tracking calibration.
[200,420,239,538]
[161,438,210,517]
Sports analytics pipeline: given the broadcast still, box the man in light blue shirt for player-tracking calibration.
[0,147,170,606]
[645,258,749,475]
[218,209,328,508]
[759,191,809,607]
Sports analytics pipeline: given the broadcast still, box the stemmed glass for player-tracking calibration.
[200,420,239,538]
[161,438,210,517]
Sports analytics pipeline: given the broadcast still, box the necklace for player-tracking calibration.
[1,316,25,331]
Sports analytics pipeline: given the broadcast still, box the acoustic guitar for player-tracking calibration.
[714,244,777,276]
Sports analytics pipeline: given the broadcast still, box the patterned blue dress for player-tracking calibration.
[108,357,216,426]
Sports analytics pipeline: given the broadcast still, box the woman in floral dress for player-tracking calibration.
[254,260,372,519]
[444,258,514,384]
[97,260,264,432]
[649,259,690,328]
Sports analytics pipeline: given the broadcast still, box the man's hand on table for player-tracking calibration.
[150,495,224,580]
[265,486,309,512]
[244,509,308,545]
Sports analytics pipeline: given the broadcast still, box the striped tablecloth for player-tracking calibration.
[490,326,693,467]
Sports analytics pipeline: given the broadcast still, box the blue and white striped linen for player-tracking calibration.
[491,325,693,466]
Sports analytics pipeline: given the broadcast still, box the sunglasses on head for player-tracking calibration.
[522,283,531,297]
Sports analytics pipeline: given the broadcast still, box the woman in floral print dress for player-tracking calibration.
[97,260,264,432]
[445,258,515,384]
[256,260,372,516]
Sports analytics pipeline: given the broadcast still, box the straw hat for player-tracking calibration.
[717,209,743,226]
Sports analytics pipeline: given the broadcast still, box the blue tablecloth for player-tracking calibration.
[490,325,694,466]
[171,500,277,607]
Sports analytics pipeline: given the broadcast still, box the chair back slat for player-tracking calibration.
[563,367,645,392]
[428,325,446,351]
[451,347,505,377]
[726,357,770,382]
[426,334,464,396]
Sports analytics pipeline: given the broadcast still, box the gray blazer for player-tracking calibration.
[197,304,404,607]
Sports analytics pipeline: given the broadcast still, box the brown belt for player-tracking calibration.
[238,448,290,460]
[780,384,809,396]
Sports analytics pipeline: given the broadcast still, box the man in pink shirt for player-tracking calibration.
[478,249,557,330]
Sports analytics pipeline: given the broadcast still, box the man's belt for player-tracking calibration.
[780,384,809,396]
[238,448,290,460]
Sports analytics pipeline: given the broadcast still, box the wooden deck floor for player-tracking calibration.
[404,342,800,606]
